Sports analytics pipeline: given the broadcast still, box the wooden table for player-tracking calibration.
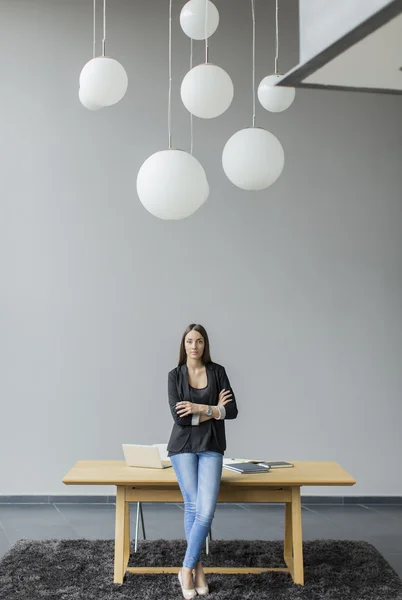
[62,460,355,586]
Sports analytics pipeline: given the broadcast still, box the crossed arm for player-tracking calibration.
[168,368,238,427]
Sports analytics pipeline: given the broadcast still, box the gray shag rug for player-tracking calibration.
[0,538,401,600]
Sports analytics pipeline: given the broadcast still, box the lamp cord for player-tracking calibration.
[92,0,96,58]
[275,0,279,74]
[168,0,172,149]
[102,0,106,56]
[190,38,194,155]
[251,0,256,127]
[204,0,209,63]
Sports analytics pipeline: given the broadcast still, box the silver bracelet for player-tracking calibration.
[214,405,226,420]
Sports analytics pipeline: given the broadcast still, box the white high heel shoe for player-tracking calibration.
[193,571,209,596]
[178,569,197,599]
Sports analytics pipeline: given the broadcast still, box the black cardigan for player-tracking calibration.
[167,362,238,454]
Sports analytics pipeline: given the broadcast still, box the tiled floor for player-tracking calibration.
[0,503,401,577]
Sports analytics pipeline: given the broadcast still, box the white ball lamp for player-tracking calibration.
[79,57,128,108]
[137,0,210,220]
[181,63,234,119]
[137,149,209,220]
[222,0,286,190]
[258,0,295,113]
[258,74,295,113]
[180,0,219,40]
[222,127,284,191]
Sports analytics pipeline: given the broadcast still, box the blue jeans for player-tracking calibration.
[170,451,223,569]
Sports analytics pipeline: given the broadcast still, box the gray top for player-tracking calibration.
[191,385,210,425]
[168,379,226,456]
[191,385,226,425]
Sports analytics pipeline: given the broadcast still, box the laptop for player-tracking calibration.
[122,444,172,469]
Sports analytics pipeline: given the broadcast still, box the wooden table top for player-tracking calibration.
[62,460,356,487]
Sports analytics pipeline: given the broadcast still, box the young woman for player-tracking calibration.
[167,324,238,599]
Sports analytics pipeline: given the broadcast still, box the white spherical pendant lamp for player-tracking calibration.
[258,74,295,113]
[137,149,209,220]
[79,57,128,108]
[180,0,219,40]
[222,127,284,191]
[181,63,234,119]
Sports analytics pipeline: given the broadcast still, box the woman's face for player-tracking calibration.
[184,330,205,360]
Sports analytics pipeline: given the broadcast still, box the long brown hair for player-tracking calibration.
[178,324,212,366]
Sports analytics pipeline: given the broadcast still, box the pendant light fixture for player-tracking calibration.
[180,0,233,119]
[79,0,101,110]
[180,0,219,40]
[136,0,209,220]
[79,0,128,109]
[222,0,284,191]
[258,0,295,113]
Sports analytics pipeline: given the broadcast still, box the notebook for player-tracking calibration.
[223,462,271,474]
[256,461,294,469]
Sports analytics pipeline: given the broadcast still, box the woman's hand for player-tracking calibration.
[175,401,201,417]
[218,389,232,407]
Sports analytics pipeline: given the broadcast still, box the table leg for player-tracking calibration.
[284,501,293,568]
[290,486,304,585]
[124,502,131,568]
[114,486,127,584]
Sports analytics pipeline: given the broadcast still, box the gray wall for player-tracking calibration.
[1,0,401,497]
